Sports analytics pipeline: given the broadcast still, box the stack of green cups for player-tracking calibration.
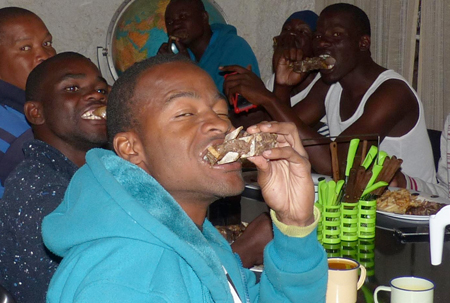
[322,204,341,244]
[341,240,358,260]
[315,202,323,241]
[340,202,358,241]
[323,243,341,257]
[358,238,375,276]
[358,199,377,238]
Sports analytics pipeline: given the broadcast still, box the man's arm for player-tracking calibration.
[244,122,327,302]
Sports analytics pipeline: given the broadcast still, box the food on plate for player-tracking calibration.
[203,126,278,165]
[215,222,248,243]
[92,106,107,119]
[290,55,336,73]
[376,189,446,216]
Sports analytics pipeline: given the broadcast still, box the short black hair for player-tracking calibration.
[0,7,39,44]
[167,0,206,12]
[321,3,371,37]
[107,54,193,145]
[26,52,89,102]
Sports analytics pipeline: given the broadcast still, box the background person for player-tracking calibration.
[0,7,56,197]
[0,52,108,303]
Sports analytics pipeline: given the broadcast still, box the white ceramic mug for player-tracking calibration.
[374,276,434,303]
[326,257,366,303]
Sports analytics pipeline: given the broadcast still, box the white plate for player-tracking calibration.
[376,187,450,221]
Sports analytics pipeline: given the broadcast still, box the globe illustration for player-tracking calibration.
[105,0,227,80]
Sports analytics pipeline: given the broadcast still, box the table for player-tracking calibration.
[234,191,450,303]
[355,215,450,303]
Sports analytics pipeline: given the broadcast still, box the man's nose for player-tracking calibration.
[202,112,231,135]
[36,46,56,63]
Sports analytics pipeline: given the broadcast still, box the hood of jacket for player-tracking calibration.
[42,148,234,300]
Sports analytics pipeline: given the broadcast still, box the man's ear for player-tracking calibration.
[202,11,209,24]
[24,101,45,125]
[359,35,371,51]
[113,132,145,166]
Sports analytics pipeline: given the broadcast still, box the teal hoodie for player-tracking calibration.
[43,149,327,302]
[189,23,260,93]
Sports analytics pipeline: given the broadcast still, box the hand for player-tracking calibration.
[246,122,315,227]
[389,170,407,188]
[220,65,275,107]
[231,212,273,268]
[275,48,308,87]
[157,37,189,57]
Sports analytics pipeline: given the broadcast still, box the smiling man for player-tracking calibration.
[0,52,108,303]
[0,7,56,197]
[42,54,327,303]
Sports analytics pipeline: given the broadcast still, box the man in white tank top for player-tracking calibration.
[272,3,436,184]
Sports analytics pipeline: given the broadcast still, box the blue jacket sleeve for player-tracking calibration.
[247,224,328,302]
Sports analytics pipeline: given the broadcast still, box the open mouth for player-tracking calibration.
[81,107,106,120]
[319,54,336,70]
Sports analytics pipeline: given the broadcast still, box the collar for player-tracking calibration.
[0,80,26,113]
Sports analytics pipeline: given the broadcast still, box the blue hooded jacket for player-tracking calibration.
[189,23,260,93]
[43,148,327,302]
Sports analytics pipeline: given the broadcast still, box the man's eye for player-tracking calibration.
[175,112,193,118]
[65,86,79,92]
[332,32,341,37]
[43,41,53,47]
[20,46,31,51]
[314,34,321,39]
[97,88,108,95]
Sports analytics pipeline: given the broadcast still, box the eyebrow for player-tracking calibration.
[165,91,199,104]
[165,91,226,104]
[14,32,52,43]
[60,73,107,84]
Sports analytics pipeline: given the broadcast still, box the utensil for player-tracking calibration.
[361,181,388,198]
[330,142,339,182]
[361,145,378,169]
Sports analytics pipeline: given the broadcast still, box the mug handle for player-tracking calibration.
[357,264,367,290]
[373,286,391,303]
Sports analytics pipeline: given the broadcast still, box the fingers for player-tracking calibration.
[246,122,308,159]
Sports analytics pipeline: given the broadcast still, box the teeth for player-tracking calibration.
[81,110,102,120]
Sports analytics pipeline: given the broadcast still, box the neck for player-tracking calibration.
[188,28,213,61]
[172,193,212,226]
[339,58,386,96]
[35,136,98,168]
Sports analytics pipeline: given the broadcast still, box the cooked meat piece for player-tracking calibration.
[204,127,277,165]
[405,201,446,216]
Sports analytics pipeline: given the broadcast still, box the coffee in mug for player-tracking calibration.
[326,257,366,303]
[374,276,434,303]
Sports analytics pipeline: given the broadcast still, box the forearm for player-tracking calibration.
[258,95,332,174]
[272,83,294,107]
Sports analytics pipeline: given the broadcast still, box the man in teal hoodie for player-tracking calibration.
[158,0,260,93]
[42,54,327,302]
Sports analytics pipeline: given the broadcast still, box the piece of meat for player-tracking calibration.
[291,55,336,73]
[204,126,278,165]
[405,201,446,216]
[92,106,107,119]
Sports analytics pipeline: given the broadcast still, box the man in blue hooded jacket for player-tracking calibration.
[42,54,327,302]
[158,0,260,93]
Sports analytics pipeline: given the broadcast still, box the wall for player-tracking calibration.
[0,0,313,84]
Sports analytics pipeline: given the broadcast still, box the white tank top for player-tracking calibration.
[325,70,436,183]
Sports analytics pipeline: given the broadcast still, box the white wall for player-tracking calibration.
[0,0,313,84]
